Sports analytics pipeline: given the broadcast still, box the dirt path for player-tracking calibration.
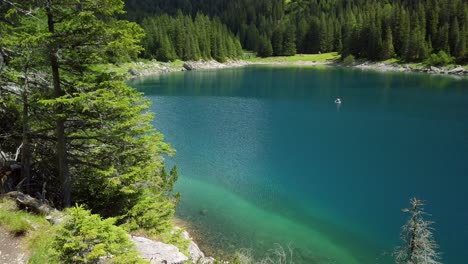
[0,227,26,264]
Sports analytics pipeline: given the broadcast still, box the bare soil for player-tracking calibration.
[0,227,26,264]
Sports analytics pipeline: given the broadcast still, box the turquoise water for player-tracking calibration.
[128,66,468,263]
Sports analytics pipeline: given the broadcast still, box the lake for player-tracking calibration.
[128,66,468,264]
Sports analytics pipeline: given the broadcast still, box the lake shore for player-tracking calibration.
[122,57,468,79]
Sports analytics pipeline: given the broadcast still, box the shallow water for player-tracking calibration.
[128,66,468,263]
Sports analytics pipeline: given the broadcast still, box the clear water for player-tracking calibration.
[128,66,468,264]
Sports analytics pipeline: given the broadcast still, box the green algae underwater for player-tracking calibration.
[128,66,468,263]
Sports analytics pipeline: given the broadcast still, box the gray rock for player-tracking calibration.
[430,66,441,73]
[448,66,465,74]
[183,62,195,71]
[131,236,188,264]
[181,231,214,264]
[128,68,140,76]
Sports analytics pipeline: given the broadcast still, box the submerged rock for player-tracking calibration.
[199,208,208,216]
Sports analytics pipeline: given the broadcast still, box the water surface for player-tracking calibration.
[128,66,468,263]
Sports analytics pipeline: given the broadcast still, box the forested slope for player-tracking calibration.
[124,0,467,63]
[141,13,243,62]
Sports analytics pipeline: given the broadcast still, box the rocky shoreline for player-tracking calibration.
[131,231,215,264]
[126,59,467,79]
[350,61,468,76]
[126,60,251,78]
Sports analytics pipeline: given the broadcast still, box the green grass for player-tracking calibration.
[27,225,60,264]
[0,199,59,263]
[246,52,340,63]
[0,199,47,235]
[382,58,400,64]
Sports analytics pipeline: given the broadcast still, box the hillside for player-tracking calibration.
[124,0,467,63]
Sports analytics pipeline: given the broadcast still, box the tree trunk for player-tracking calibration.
[46,1,70,208]
[21,66,31,194]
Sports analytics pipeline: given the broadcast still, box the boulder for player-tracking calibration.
[430,66,441,73]
[181,231,214,264]
[132,236,188,264]
[448,66,465,74]
[128,68,140,76]
[183,62,196,71]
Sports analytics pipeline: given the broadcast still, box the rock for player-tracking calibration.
[183,62,196,71]
[430,66,441,73]
[45,211,66,225]
[128,68,140,76]
[131,236,188,264]
[182,231,214,264]
[448,66,465,74]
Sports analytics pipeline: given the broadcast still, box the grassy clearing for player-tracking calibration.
[245,52,340,63]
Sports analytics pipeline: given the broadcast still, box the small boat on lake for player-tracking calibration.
[334,98,342,104]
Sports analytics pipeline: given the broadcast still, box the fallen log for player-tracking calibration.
[4,191,56,215]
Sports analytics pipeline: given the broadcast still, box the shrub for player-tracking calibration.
[122,192,175,234]
[425,51,454,66]
[342,54,355,65]
[52,206,145,264]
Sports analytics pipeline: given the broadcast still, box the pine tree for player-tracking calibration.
[381,27,396,60]
[257,35,273,57]
[271,26,284,55]
[282,26,296,56]
[1,0,175,215]
[394,198,442,264]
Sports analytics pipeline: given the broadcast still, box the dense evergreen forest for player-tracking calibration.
[141,13,243,62]
[124,0,468,63]
[0,0,180,248]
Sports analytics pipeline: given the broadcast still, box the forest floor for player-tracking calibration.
[0,200,28,264]
[0,227,27,264]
